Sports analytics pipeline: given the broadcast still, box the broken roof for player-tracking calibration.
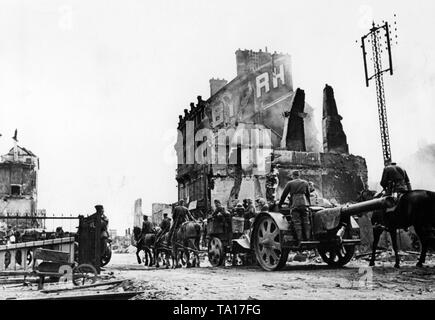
[6,145,37,157]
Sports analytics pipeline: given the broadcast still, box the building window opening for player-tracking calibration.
[11,185,21,196]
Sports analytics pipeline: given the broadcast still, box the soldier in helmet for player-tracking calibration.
[256,198,269,212]
[234,203,245,217]
[380,161,412,196]
[168,199,194,245]
[278,170,311,241]
[156,213,171,242]
[141,215,155,236]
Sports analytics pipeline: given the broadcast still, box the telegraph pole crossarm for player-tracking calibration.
[360,19,397,166]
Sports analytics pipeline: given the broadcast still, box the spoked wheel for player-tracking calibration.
[318,244,355,267]
[253,215,289,271]
[101,243,112,267]
[15,250,33,267]
[4,251,11,269]
[72,264,97,286]
[208,237,225,267]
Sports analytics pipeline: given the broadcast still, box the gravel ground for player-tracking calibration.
[108,252,435,300]
[1,252,434,300]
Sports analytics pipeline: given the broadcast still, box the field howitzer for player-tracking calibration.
[312,196,396,239]
[250,196,397,271]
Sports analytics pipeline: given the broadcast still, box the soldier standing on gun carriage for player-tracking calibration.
[278,170,312,242]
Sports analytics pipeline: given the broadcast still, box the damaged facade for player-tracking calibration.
[0,142,43,229]
[175,49,367,216]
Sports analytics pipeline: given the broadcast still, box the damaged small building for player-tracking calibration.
[0,140,43,229]
[175,48,368,216]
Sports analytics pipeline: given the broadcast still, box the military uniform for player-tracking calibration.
[244,201,256,231]
[159,217,171,233]
[380,163,412,195]
[168,204,191,244]
[155,216,171,243]
[234,203,245,217]
[212,201,231,233]
[279,177,312,241]
[141,219,155,235]
[92,205,109,257]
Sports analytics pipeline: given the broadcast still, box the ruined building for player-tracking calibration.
[0,140,42,229]
[175,49,367,216]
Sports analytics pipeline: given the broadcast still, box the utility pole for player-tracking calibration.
[360,17,398,166]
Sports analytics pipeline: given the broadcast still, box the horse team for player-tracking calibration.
[131,188,435,270]
[133,220,203,269]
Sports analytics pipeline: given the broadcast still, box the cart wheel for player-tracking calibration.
[318,244,355,267]
[15,250,33,267]
[74,242,79,263]
[72,264,97,286]
[253,215,289,271]
[101,243,112,267]
[4,251,11,269]
[27,250,33,266]
[208,237,225,267]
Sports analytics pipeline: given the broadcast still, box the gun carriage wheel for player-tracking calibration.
[101,241,112,267]
[253,215,289,271]
[208,237,225,267]
[318,229,356,267]
[72,263,97,286]
[318,245,355,267]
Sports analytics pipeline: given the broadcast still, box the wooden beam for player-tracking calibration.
[41,280,124,294]
[34,249,70,264]
[0,237,75,251]
[22,291,144,300]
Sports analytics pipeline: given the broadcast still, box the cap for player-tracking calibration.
[95,205,104,210]
[256,198,266,204]
[235,203,244,208]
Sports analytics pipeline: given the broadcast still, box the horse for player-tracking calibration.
[172,221,202,268]
[153,231,172,269]
[132,226,155,266]
[358,189,435,268]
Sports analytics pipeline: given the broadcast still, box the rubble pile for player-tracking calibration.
[0,271,144,300]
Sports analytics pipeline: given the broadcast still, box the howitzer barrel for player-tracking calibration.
[339,196,395,217]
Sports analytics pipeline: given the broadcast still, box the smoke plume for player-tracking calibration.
[402,143,435,191]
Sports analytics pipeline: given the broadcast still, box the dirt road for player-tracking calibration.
[1,252,434,300]
[106,253,435,300]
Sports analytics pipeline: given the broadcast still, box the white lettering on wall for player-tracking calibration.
[272,64,285,88]
[256,72,270,98]
[256,64,286,98]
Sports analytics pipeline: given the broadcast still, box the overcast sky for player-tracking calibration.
[0,0,434,232]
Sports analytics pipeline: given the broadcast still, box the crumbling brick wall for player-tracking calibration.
[273,150,367,204]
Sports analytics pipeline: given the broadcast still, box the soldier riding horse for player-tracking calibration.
[168,200,202,268]
[358,162,435,268]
